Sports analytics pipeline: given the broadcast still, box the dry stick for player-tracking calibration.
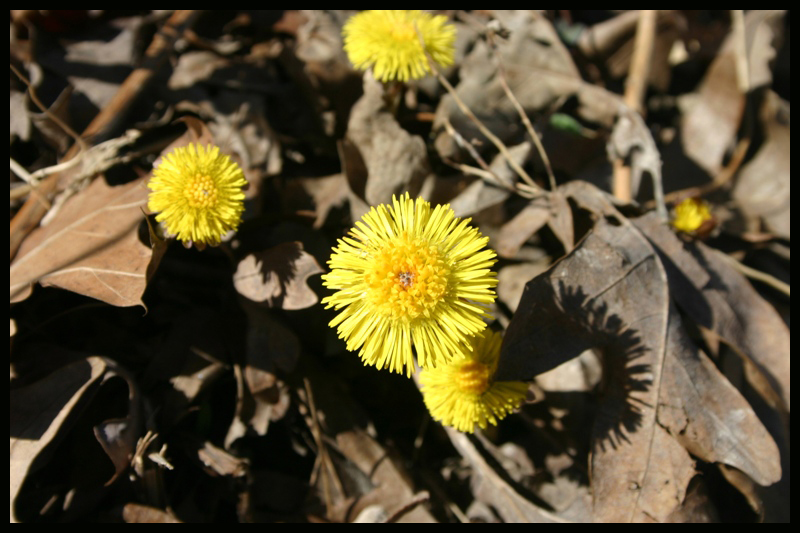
[441,117,494,174]
[731,10,750,93]
[414,27,542,194]
[488,33,558,191]
[612,9,657,204]
[303,379,345,515]
[713,249,790,297]
[441,117,516,192]
[9,10,197,261]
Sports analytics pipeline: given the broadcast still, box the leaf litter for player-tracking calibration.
[9,10,789,522]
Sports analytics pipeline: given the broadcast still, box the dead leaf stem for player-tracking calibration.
[487,29,558,191]
[613,10,657,204]
[712,248,790,296]
[415,25,543,195]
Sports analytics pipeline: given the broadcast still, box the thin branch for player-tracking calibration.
[9,157,33,184]
[713,249,790,297]
[441,117,495,176]
[414,25,542,194]
[731,10,750,93]
[486,30,558,191]
[613,10,657,203]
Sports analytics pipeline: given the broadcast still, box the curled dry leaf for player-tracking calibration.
[10,357,141,522]
[498,209,780,521]
[233,241,323,310]
[633,211,790,411]
[346,72,429,206]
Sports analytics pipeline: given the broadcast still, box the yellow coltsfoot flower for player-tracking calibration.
[322,193,498,376]
[342,10,456,82]
[147,143,247,248]
[671,197,714,236]
[420,330,528,433]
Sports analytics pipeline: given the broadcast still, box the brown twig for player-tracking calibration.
[713,249,790,297]
[303,379,345,514]
[414,25,542,194]
[613,10,657,203]
[486,29,558,191]
[9,10,198,261]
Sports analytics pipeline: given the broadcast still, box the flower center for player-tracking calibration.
[389,22,417,43]
[184,174,219,208]
[364,232,451,321]
[454,361,491,395]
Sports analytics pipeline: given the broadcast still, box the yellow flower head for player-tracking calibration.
[420,330,528,433]
[147,143,247,248]
[321,193,498,376]
[671,197,713,234]
[342,10,456,82]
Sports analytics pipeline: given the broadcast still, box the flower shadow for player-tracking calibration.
[499,280,653,451]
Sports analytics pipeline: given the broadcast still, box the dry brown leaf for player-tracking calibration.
[732,91,790,238]
[346,73,429,206]
[633,212,790,411]
[497,197,551,258]
[233,241,323,310]
[10,175,152,307]
[680,21,744,175]
[498,216,681,521]
[300,173,349,229]
[498,203,781,520]
[658,316,781,487]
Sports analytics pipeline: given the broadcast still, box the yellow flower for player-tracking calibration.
[420,330,528,433]
[671,197,713,234]
[342,10,456,82]
[321,193,497,376]
[148,143,247,248]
